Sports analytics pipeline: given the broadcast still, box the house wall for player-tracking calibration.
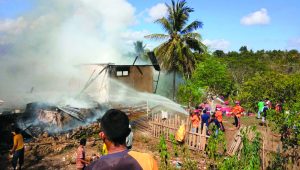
[110,66,154,93]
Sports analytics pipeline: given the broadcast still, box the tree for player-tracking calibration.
[239,46,248,53]
[133,41,149,61]
[177,56,233,105]
[213,50,225,57]
[145,0,206,100]
[238,72,300,112]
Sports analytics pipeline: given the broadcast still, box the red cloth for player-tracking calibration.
[221,106,232,116]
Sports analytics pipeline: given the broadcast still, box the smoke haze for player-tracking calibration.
[0,0,136,107]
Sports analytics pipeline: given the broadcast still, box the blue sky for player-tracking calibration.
[1,0,300,52]
[128,0,300,51]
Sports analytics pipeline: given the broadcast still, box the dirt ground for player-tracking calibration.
[0,115,280,170]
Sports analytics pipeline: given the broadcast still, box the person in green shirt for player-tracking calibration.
[257,100,264,119]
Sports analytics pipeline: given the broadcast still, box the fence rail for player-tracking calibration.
[150,113,207,151]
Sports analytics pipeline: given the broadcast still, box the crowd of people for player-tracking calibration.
[189,100,245,135]
[189,98,283,135]
[9,109,158,170]
[8,98,283,169]
[257,98,283,126]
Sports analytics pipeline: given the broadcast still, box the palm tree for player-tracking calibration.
[145,0,206,100]
[133,41,149,61]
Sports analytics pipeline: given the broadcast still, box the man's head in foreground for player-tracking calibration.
[99,109,131,146]
[87,109,158,170]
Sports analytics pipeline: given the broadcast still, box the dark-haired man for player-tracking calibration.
[76,138,89,170]
[10,128,24,170]
[86,109,158,170]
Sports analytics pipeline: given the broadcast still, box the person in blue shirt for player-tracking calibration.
[201,109,210,134]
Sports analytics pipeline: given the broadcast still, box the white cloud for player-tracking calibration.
[240,8,270,26]
[0,17,27,34]
[203,39,230,51]
[147,3,168,22]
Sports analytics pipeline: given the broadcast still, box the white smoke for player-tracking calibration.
[0,0,136,108]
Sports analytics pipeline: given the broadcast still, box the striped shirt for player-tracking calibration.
[76,145,86,169]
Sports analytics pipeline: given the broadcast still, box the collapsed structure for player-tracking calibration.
[0,53,162,146]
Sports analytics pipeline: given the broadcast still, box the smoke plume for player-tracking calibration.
[0,0,136,108]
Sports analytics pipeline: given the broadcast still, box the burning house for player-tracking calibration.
[108,64,154,93]
[79,52,161,102]
[110,52,160,93]
[0,53,161,140]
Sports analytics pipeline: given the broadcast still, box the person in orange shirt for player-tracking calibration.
[231,101,244,129]
[190,109,200,133]
[10,127,24,170]
[215,105,225,131]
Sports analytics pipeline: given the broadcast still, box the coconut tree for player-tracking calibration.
[145,0,206,100]
[133,41,149,61]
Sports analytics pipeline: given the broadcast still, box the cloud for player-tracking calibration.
[240,8,270,26]
[203,39,230,51]
[146,3,168,22]
[287,37,300,50]
[0,17,27,34]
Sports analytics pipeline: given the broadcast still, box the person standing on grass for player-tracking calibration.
[231,101,244,129]
[201,109,210,135]
[10,127,24,170]
[76,138,89,170]
[265,98,272,109]
[262,103,268,126]
[190,109,200,133]
[257,99,264,119]
[86,109,158,170]
[215,105,225,131]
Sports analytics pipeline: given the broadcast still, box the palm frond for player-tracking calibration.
[155,18,173,34]
[182,32,201,40]
[181,20,203,34]
[144,34,169,40]
[185,38,207,53]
